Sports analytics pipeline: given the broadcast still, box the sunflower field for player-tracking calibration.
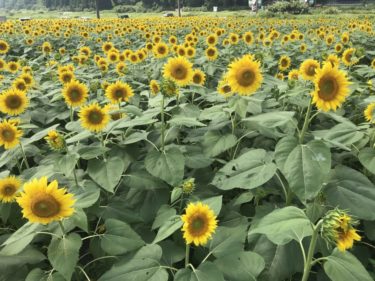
[0,15,375,281]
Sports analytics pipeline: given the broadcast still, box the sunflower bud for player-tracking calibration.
[160,79,179,97]
[181,178,195,195]
[45,130,65,151]
[320,209,361,252]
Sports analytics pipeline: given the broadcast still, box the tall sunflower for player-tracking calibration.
[163,56,193,87]
[62,80,89,107]
[299,59,320,81]
[0,88,29,116]
[311,63,350,112]
[226,54,263,96]
[181,202,218,246]
[0,120,23,149]
[79,103,110,132]
[364,103,375,123]
[105,81,134,104]
[0,176,21,203]
[16,177,75,224]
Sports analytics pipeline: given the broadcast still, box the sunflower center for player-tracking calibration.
[69,89,82,101]
[318,78,338,101]
[193,74,201,84]
[307,65,316,76]
[5,95,22,109]
[192,217,204,230]
[2,184,16,196]
[207,49,215,56]
[158,47,166,54]
[0,43,6,51]
[173,66,187,80]
[281,59,288,67]
[114,89,124,99]
[223,85,231,93]
[63,74,72,82]
[238,70,255,87]
[31,195,60,218]
[17,83,26,91]
[88,110,104,124]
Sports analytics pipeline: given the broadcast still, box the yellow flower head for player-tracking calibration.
[279,55,291,71]
[0,40,10,54]
[181,202,218,246]
[288,69,300,80]
[0,88,29,116]
[153,42,169,58]
[45,130,65,151]
[150,80,160,95]
[192,69,206,86]
[299,59,320,81]
[79,103,110,132]
[0,176,22,203]
[59,70,75,84]
[364,103,375,123]
[16,177,75,224]
[163,56,193,87]
[0,119,23,149]
[205,46,218,61]
[12,78,28,92]
[342,48,358,66]
[62,80,89,107]
[326,54,340,68]
[105,81,134,104]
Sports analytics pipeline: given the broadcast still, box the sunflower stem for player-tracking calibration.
[299,98,313,144]
[73,168,79,187]
[58,221,66,236]
[160,95,166,152]
[19,142,30,169]
[70,106,74,122]
[185,244,190,268]
[100,133,107,161]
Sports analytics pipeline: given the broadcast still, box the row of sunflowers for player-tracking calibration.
[0,16,375,281]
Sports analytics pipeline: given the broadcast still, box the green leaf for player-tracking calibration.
[0,247,45,269]
[324,249,373,281]
[72,180,100,209]
[57,153,78,177]
[175,262,225,281]
[208,225,247,258]
[325,165,375,220]
[152,215,183,244]
[203,131,237,157]
[214,251,265,281]
[242,111,295,128]
[99,245,168,281]
[274,136,299,173]
[101,219,145,255]
[48,233,82,281]
[87,156,125,192]
[358,147,375,175]
[283,140,331,202]
[212,149,277,190]
[123,170,167,190]
[201,195,223,216]
[168,116,206,127]
[145,147,185,186]
[248,206,313,245]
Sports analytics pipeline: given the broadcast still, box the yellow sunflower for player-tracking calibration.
[226,54,263,96]
[299,59,320,81]
[217,77,233,97]
[79,103,110,132]
[279,55,291,71]
[370,58,375,69]
[0,40,9,54]
[0,176,22,203]
[62,80,89,107]
[153,42,169,58]
[206,34,218,46]
[326,54,340,68]
[0,88,29,116]
[288,69,300,80]
[116,62,127,76]
[342,48,358,66]
[150,80,160,95]
[12,78,28,92]
[7,61,20,73]
[0,58,6,71]
[243,31,254,45]
[16,177,75,224]
[19,73,34,89]
[312,63,350,112]
[335,43,343,53]
[205,46,218,61]
[192,69,206,85]
[181,202,218,246]
[337,228,361,252]
[364,103,375,123]
[45,130,65,151]
[0,120,23,149]
[105,81,134,104]
[163,56,193,87]
[59,70,75,84]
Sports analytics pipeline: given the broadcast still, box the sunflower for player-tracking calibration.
[341,32,350,44]
[226,55,263,96]
[370,58,375,69]
[300,43,307,53]
[19,73,34,89]
[186,47,196,58]
[181,202,218,246]
[192,69,206,85]
[163,56,193,87]
[279,55,291,71]
[206,34,218,46]
[0,40,9,55]
[42,42,52,54]
[0,88,29,116]
[16,177,75,224]
[116,62,127,76]
[62,80,89,107]
[288,69,300,80]
[326,54,340,68]
[0,176,21,203]
[364,103,375,123]
[205,46,218,61]
[153,42,169,58]
[299,59,320,81]
[79,103,110,132]
[45,130,65,151]
[59,70,75,84]
[312,63,350,112]
[0,120,23,149]
[102,41,114,53]
[342,48,358,66]
[105,81,134,103]
[150,80,160,95]
[335,43,343,53]
[217,78,233,97]
[107,50,119,63]
[0,58,5,71]
[243,31,254,44]
[7,61,20,73]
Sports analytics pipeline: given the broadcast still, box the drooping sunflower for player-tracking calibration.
[0,176,21,203]
[364,103,375,123]
[205,46,218,61]
[105,81,134,104]
[79,103,110,132]
[150,80,160,95]
[0,40,10,55]
[342,48,358,66]
[288,69,300,80]
[312,63,350,112]
[278,55,291,71]
[192,69,206,86]
[0,88,29,116]
[45,130,65,151]
[181,202,218,246]
[163,56,193,87]
[226,54,263,96]
[16,177,75,224]
[0,120,23,149]
[153,42,169,58]
[62,80,89,107]
[299,59,320,81]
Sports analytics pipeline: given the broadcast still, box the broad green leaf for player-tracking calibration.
[145,147,185,186]
[26,269,66,281]
[168,116,206,127]
[283,140,331,202]
[324,249,373,281]
[175,262,225,281]
[358,147,375,175]
[98,245,168,281]
[48,233,82,281]
[202,131,237,157]
[212,149,277,190]
[242,111,295,128]
[325,165,375,220]
[101,219,145,255]
[78,145,110,160]
[87,156,125,192]
[152,215,183,244]
[152,205,177,230]
[249,206,313,245]
[214,251,265,281]
[57,153,78,177]
[0,247,45,269]
[201,195,223,216]
[72,180,100,209]
[123,170,167,190]
[274,136,299,173]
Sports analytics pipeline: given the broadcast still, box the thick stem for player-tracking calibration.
[58,221,66,236]
[160,95,165,152]
[19,142,30,169]
[185,244,190,268]
[70,106,74,122]
[100,133,107,161]
[299,98,313,144]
